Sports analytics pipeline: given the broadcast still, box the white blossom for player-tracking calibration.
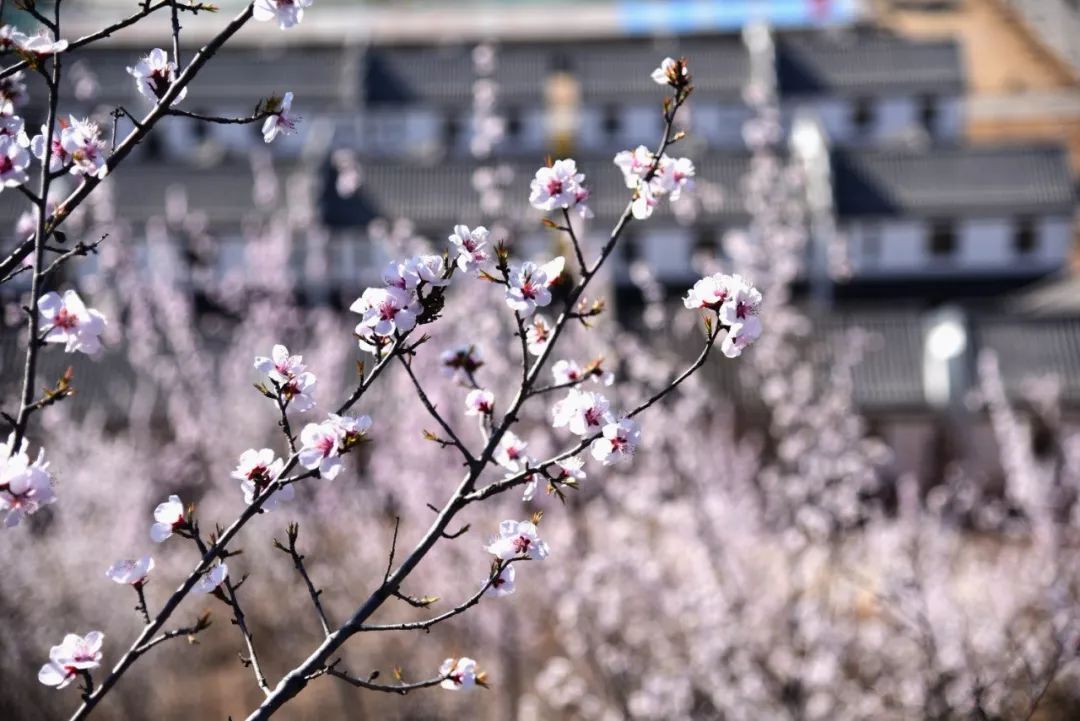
[529,159,590,216]
[150,494,185,543]
[232,448,293,509]
[448,224,492,274]
[721,320,763,359]
[505,261,554,317]
[439,657,481,690]
[253,0,313,30]
[465,388,494,416]
[192,563,228,595]
[0,112,24,139]
[60,117,108,179]
[525,314,552,356]
[552,389,612,437]
[350,286,420,337]
[552,358,583,385]
[651,56,688,87]
[39,290,106,355]
[494,430,528,472]
[614,145,655,189]
[0,70,28,110]
[486,519,549,561]
[0,134,28,188]
[0,434,54,528]
[38,632,103,689]
[590,418,641,466]
[631,179,659,220]
[19,33,69,57]
[262,91,298,143]
[551,456,586,485]
[105,555,154,586]
[126,48,186,104]
[656,155,695,200]
[484,564,516,598]
[29,124,69,173]
[683,273,732,311]
[254,344,306,384]
[297,415,371,481]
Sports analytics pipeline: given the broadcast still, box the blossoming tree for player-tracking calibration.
[0,3,768,717]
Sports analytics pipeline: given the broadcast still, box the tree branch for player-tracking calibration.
[274,523,332,638]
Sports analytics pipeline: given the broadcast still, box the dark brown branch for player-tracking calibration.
[358,560,516,634]
[167,108,273,125]
[397,354,475,466]
[274,523,332,637]
[190,527,271,695]
[323,664,448,695]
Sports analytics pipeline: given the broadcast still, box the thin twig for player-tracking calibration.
[358,560,517,633]
[190,528,271,696]
[167,108,272,125]
[397,354,475,466]
[275,524,332,637]
[324,665,448,695]
[133,584,152,626]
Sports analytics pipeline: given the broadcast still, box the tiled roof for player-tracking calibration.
[321,153,752,228]
[776,32,964,97]
[53,30,962,113]
[832,144,1077,217]
[364,36,749,106]
[977,316,1080,402]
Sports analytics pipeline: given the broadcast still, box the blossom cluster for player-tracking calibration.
[0,433,55,527]
[298,413,373,479]
[528,159,592,218]
[350,254,449,350]
[683,272,763,358]
[614,145,695,220]
[255,343,317,412]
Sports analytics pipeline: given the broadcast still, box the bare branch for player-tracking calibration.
[323,664,448,695]
[274,523,332,638]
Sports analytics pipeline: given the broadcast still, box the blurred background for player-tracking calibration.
[2,1,1080,720]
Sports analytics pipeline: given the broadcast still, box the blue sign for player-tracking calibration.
[618,0,858,33]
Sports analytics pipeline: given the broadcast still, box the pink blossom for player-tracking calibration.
[105,555,154,586]
[39,290,106,355]
[590,418,641,466]
[38,632,103,689]
[486,519,549,561]
[150,494,185,543]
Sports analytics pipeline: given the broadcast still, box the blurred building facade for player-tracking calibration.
[1,2,1078,487]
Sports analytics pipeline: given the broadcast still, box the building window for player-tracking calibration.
[602,103,622,138]
[851,97,875,135]
[504,106,522,138]
[441,113,459,149]
[928,220,957,258]
[919,94,938,134]
[1013,216,1038,256]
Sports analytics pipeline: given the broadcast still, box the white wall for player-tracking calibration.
[783,94,964,146]
[847,215,1075,276]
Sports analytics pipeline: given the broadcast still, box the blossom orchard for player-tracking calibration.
[1,5,759,716]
